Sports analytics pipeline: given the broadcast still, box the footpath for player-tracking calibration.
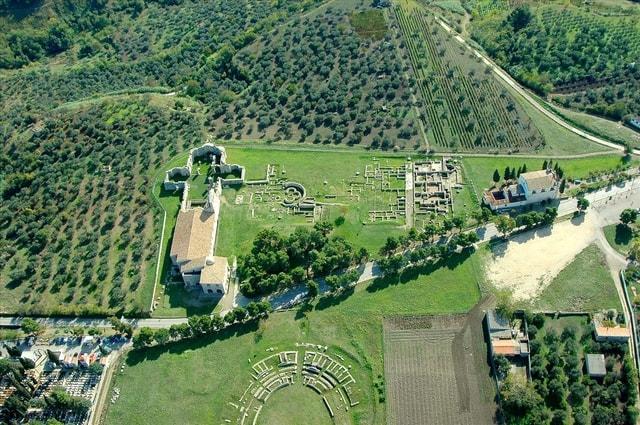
[1,176,639,330]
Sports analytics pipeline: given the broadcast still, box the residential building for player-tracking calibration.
[483,169,559,212]
[485,309,530,358]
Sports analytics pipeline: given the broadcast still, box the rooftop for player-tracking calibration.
[170,208,216,268]
[586,354,606,377]
[201,256,229,285]
[595,326,630,338]
[521,169,555,191]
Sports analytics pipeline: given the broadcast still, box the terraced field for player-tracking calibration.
[395,3,542,152]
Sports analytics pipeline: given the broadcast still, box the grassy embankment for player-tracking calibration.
[531,244,622,312]
[105,249,485,425]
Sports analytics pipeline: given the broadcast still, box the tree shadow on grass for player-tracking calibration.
[125,320,259,366]
[367,251,472,292]
[295,302,313,320]
[614,223,633,246]
[4,279,23,290]
[365,274,399,293]
[313,286,355,312]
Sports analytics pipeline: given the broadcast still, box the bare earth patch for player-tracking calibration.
[487,215,596,301]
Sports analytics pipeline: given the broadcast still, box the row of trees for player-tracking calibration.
[132,302,271,349]
[492,160,565,185]
[1,98,204,316]
[378,231,480,276]
[494,207,559,238]
[238,222,364,297]
[469,4,640,118]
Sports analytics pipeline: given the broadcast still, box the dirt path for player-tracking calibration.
[91,351,121,425]
[433,17,640,156]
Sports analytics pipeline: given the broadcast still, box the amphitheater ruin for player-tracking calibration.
[228,344,359,424]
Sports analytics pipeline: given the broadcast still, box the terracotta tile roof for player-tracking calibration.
[492,339,519,356]
[521,170,555,191]
[201,256,229,285]
[595,327,630,338]
[170,208,216,269]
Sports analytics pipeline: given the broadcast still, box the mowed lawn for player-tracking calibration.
[216,147,414,257]
[604,222,638,256]
[104,251,484,425]
[530,244,621,312]
[462,155,635,200]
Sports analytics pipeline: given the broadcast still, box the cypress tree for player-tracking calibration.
[504,166,511,181]
[493,169,501,183]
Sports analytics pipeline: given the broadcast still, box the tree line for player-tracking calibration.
[132,302,271,349]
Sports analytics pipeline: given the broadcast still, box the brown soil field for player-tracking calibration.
[383,297,497,425]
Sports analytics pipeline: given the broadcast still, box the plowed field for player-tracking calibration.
[383,297,497,425]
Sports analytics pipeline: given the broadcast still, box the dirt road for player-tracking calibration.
[435,17,640,156]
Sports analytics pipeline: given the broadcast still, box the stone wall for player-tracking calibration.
[164,142,246,189]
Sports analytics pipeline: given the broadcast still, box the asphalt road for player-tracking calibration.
[1,178,637,330]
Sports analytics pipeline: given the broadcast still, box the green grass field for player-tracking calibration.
[604,222,638,256]
[349,9,388,40]
[205,148,414,257]
[104,250,485,425]
[530,244,621,312]
[461,155,637,200]
[256,386,335,425]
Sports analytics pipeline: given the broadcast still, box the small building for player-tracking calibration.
[592,312,631,343]
[78,354,89,368]
[62,354,74,368]
[483,169,559,212]
[629,116,640,131]
[586,354,607,378]
[594,325,630,343]
[486,309,513,339]
[485,309,530,358]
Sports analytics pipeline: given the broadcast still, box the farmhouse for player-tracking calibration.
[593,325,630,343]
[586,354,607,378]
[485,309,530,358]
[593,313,631,343]
[483,169,559,212]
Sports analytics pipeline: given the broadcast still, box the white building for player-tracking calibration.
[483,169,559,212]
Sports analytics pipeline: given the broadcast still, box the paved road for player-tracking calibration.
[1,178,637,330]
[435,18,640,156]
